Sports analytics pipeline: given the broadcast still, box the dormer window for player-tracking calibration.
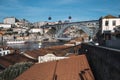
[105,21,109,26]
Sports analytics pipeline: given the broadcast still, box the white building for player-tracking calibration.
[100,15,120,33]
[29,28,43,34]
[13,27,27,34]
[0,23,11,29]
[3,17,18,24]
[0,48,11,56]
[15,19,31,27]
[38,53,68,63]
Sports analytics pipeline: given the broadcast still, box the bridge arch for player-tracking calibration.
[55,23,93,38]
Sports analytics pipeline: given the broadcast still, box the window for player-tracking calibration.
[105,21,109,26]
[112,20,116,26]
[3,52,5,56]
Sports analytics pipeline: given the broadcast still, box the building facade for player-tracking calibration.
[0,48,11,56]
[0,23,11,29]
[3,17,18,24]
[38,53,68,63]
[100,15,120,33]
[29,28,43,34]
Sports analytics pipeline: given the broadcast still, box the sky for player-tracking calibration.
[0,0,120,23]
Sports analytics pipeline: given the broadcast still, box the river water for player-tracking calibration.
[2,38,120,51]
[5,41,65,52]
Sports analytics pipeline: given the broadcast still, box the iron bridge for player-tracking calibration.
[44,20,99,40]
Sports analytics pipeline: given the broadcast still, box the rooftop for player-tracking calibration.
[24,45,76,59]
[15,54,94,80]
[0,46,13,50]
[0,53,37,68]
[103,15,117,19]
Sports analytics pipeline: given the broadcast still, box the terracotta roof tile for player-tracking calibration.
[55,55,94,80]
[24,45,75,58]
[66,53,78,57]
[0,57,13,68]
[15,61,57,80]
[0,54,36,68]
[0,46,13,50]
[15,55,95,80]
[103,15,117,19]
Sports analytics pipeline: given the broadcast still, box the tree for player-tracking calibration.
[68,16,72,20]
[114,25,120,32]
[37,32,41,36]
[0,27,3,31]
[48,16,52,20]
[7,28,13,32]
[0,62,33,80]
[58,20,62,24]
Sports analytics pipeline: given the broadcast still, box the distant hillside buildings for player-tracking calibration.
[33,21,59,28]
[1,15,120,36]
[0,23,11,29]
[3,17,32,28]
[3,17,19,24]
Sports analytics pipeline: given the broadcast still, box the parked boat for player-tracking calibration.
[6,40,26,44]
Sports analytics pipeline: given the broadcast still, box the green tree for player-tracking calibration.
[48,16,52,20]
[0,62,33,80]
[68,16,72,22]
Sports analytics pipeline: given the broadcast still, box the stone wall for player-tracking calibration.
[80,43,120,80]
[105,39,120,49]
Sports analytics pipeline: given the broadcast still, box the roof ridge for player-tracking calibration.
[103,15,117,19]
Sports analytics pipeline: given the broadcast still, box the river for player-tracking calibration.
[5,41,65,52]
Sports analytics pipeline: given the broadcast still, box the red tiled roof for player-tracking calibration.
[55,55,94,80]
[66,53,78,57]
[15,55,95,80]
[47,45,72,50]
[0,46,13,50]
[0,54,37,68]
[0,58,12,68]
[24,45,74,58]
[24,49,49,58]
[103,15,117,19]
[16,61,57,80]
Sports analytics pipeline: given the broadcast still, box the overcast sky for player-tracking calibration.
[0,0,120,22]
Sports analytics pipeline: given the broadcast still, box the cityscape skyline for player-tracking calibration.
[0,0,120,22]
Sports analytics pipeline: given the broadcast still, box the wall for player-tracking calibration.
[0,24,11,28]
[105,38,120,50]
[38,56,68,63]
[29,28,43,34]
[102,18,120,33]
[0,49,11,56]
[80,43,120,80]
[4,17,16,24]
